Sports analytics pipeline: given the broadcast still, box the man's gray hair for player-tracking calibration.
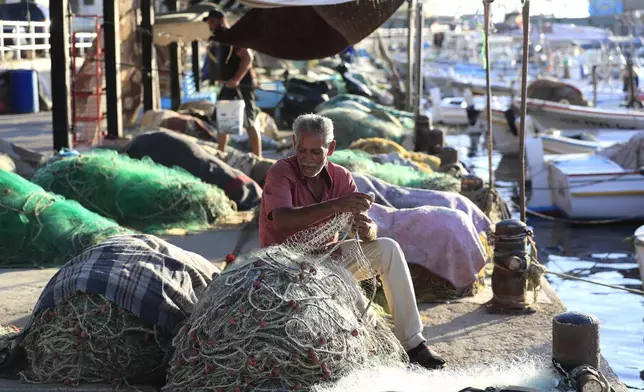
[292,114,334,146]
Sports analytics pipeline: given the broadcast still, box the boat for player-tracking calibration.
[635,225,644,286]
[524,98,644,131]
[526,136,644,220]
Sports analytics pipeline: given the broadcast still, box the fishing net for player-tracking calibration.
[31,149,236,235]
[20,293,172,387]
[0,170,129,267]
[164,213,408,392]
[312,355,560,392]
[349,138,441,172]
[315,94,415,128]
[329,150,460,193]
[317,107,406,149]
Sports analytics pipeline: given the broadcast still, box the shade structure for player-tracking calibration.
[213,0,405,60]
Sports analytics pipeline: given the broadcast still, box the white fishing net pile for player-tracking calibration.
[312,356,561,392]
[163,213,407,392]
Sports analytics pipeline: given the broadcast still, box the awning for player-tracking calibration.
[153,0,404,61]
[214,0,404,60]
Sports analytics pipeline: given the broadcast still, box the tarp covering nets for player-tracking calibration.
[16,234,219,386]
[316,94,415,129]
[0,170,129,266]
[164,213,407,392]
[329,150,460,192]
[31,150,236,234]
[597,131,644,170]
[316,108,406,149]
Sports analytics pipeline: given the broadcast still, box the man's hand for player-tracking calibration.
[353,213,377,242]
[225,79,240,88]
[332,192,374,215]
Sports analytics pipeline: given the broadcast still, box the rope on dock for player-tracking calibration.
[545,269,644,296]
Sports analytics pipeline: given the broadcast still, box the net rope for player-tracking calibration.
[164,213,407,392]
[20,293,172,388]
[30,150,236,235]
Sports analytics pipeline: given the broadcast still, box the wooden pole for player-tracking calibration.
[192,41,200,92]
[50,0,73,151]
[414,0,424,116]
[169,0,182,110]
[483,0,494,190]
[103,0,123,138]
[406,0,415,112]
[518,0,531,223]
[141,0,155,111]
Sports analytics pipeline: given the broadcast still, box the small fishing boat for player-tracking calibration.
[635,225,644,286]
[524,98,644,131]
[526,137,644,220]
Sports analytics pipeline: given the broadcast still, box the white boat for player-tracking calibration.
[524,98,644,131]
[526,137,644,220]
[635,225,644,286]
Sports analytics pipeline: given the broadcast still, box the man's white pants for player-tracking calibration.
[340,237,425,351]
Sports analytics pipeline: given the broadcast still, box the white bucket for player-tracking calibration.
[216,100,245,135]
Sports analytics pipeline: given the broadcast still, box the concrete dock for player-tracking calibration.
[0,224,630,392]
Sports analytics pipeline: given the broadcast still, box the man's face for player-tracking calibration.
[293,132,336,178]
[207,17,222,32]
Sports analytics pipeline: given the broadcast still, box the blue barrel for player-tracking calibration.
[10,70,40,114]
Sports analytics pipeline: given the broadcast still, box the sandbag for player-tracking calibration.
[125,130,262,211]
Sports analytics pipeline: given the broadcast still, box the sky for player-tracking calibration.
[424,0,591,20]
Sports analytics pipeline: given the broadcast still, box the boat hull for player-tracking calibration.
[549,166,644,220]
[525,98,644,130]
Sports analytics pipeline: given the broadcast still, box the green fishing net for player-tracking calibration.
[316,94,415,128]
[0,170,129,267]
[31,150,236,235]
[329,150,461,192]
[317,107,406,149]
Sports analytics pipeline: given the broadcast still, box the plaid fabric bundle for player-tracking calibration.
[29,234,219,334]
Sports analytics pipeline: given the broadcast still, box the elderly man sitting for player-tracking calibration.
[258,114,446,370]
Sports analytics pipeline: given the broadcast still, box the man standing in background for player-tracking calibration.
[204,9,262,158]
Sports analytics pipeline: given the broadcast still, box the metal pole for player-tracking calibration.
[192,41,200,92]
[50,0,73,151]
[483,0,494,190]
[141,0,155,111]
[414,0,424,116]
[406,0,415,112]
[169,0,182,110]
[592,65,598,107]
[103,0,123,138]
[518,0,531,223]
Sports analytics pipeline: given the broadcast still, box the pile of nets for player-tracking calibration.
[20,293,172,386]
[315,94,415,129]
[31,149,236,234]
[329,150,460,192]
[312,356,560,392]
[349,138,441,172]
[0,170,129,266]
[164,214,407,392]
[316,107,406,149]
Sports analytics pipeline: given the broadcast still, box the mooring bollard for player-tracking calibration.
[439,146,459,166]
[413,114,432,153]
[553,312,600,371]
[553,312,606,392]
[489,219,533,311]
[461,174,484,192]
[426,128,445,156]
